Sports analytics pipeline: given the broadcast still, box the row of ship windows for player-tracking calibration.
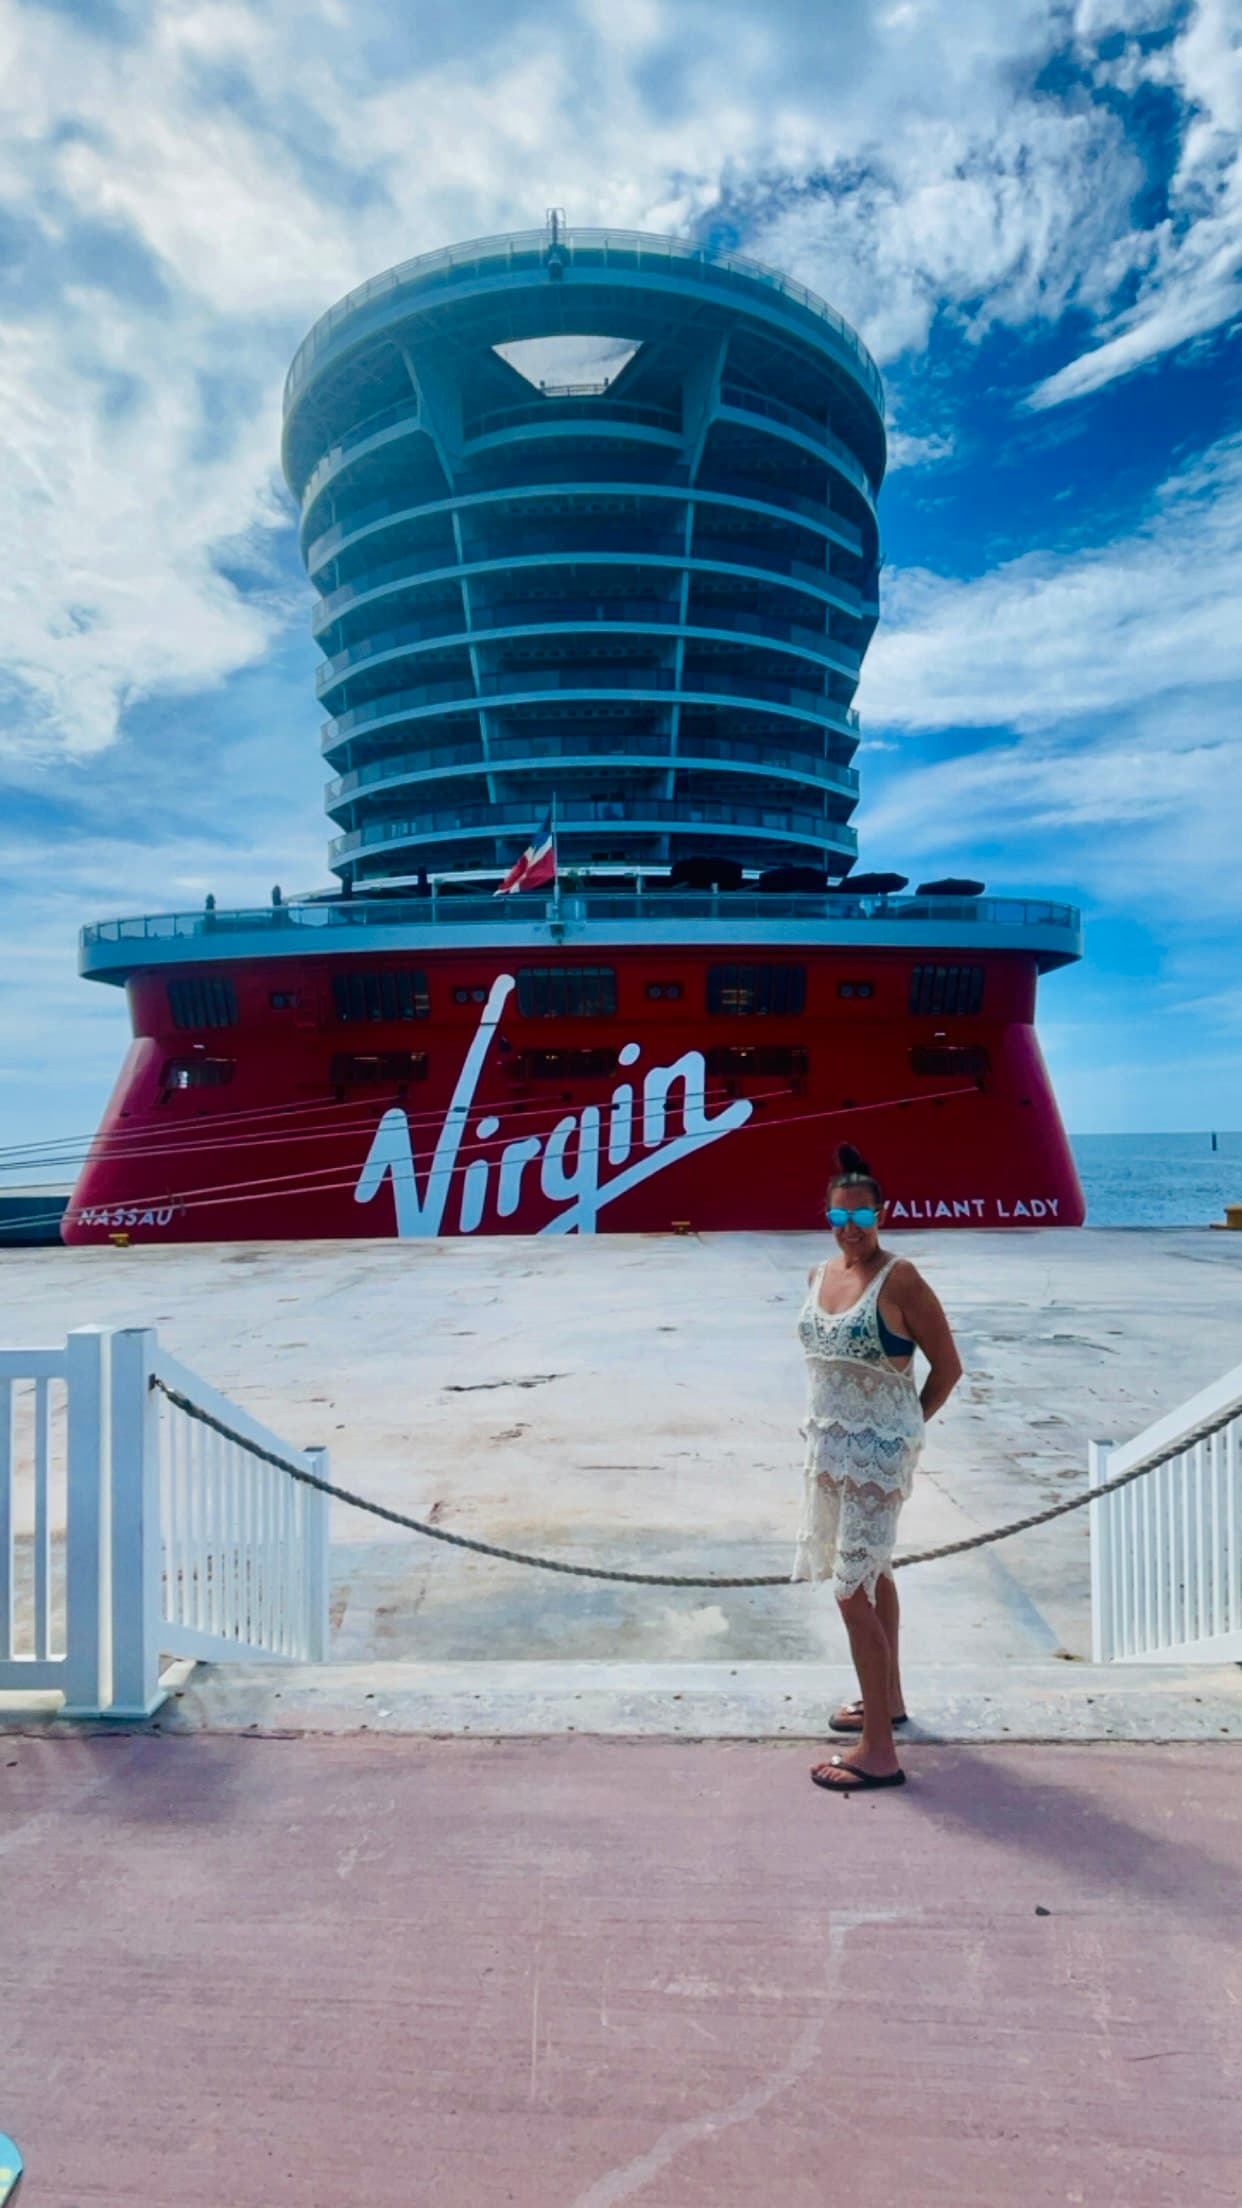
[161,1043,992,1091]
[167,962,984,1031]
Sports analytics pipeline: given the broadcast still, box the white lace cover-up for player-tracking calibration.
[791,1255,924,1601]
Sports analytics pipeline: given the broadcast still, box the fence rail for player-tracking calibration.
[0,1330,329,1717]
[110,1332,330,1715]
[0,1348,66,1690]
[150,1347,329,1667]
[0,1335,110,1710]
[1090,1364,1242,1662]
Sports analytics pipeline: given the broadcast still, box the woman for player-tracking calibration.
[793,1142,962,1792]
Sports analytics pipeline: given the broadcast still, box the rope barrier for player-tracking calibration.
[148,1375,1241,1589]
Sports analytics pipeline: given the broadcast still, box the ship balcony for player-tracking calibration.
[319,673,863,765]
[310,550,875,659]
[323,739,862,823]
[296,398,423,510]
[329,795,860,868]
[461,408,683,463]
[313,612,863,710]
[716,387,880,502]
[315,616,678,706]
[307,485,696,598]
[305,477,866,583]
[688,475,865,556]
[299,414,448,551]
[307,530,463,605]
[705,437,875,561]
[462,398,683,442]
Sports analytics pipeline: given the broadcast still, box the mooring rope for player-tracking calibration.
[147,1376,1240,1589]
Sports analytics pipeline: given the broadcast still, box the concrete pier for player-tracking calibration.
[2,1227,1240,1704]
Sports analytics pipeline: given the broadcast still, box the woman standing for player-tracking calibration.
[793,1143,963,1792]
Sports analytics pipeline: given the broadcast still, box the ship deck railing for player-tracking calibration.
[81,891,1082,949]
[284,227,885,416]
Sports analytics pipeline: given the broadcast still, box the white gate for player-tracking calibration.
[0,1331,110,1713]
[1091,1362,1242,1662]
[0,1327,330,1718]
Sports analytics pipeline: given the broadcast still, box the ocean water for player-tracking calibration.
[1071,1131,1242,1227]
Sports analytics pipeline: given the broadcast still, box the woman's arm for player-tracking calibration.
[892,1263,963,1422]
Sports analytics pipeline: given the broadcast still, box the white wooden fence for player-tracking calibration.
[1090,1362,1242,1663]
[1,1327,330,1718]
[0,1331,110,1713]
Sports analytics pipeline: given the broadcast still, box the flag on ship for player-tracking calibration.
[495,807,557,895]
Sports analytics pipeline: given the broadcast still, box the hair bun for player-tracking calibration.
[835,1141,872,1176]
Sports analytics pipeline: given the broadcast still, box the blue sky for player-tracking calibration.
[1,0,1240,1158]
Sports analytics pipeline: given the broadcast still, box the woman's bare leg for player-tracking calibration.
[874,1571,906,1716]
[830,1570,906,1726]
[813,1586,901,1782]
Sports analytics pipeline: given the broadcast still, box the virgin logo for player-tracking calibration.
[354,973,752,1236]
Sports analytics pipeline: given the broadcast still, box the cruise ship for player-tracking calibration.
[64,223,1084,1242]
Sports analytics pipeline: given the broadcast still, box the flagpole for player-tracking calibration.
[550,788,561,918]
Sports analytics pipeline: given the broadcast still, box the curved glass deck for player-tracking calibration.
[282,227,885,887]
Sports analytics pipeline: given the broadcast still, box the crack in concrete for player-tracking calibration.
[569,1909,904,2206]
[445,1374,567,1393]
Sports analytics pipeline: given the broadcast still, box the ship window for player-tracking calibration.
[705,1047,808,1080]
[707,964,805,1016]
[837,980,874,1000]
[332,970,429,1022]
[516,1049,618,1079]
[330,1052,429,1085]
[167,976,237,1030]
[517,967,617,1017]
[452,986,489,1004]
[909,965,984,1017]
[909,1046,990,1080]
[161,1057,235,1089]
[269,991,300,1010]
[645,981,684,1001]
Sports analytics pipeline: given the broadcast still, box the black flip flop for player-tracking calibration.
[811,1756,907,1791]
[828,1703,909,1734]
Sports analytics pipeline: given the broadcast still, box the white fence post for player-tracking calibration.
[304,1446,331,1662]
[1088,1441,1114,1664]
[0,1371,12,1666]
[109,1328,167,1719]
[60,1328,113,1717]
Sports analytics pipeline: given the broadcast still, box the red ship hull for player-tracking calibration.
[64,936,1084,1241]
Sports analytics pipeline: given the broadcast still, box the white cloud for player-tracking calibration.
[743,102,1142,367]
[862,436,1242,734]
[884,428,956,471]
[0,309,289,759]
[848,459,1237,931]
[856,436,1242,924]
[1030,0,1242,407]
[0,0,1233,770]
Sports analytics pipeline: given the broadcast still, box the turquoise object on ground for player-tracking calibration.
[0,2135,22,2201]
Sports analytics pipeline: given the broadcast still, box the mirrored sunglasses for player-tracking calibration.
[826,1204,879,1229]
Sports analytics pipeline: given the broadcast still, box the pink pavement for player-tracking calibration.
[2,1734,1240,2207]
